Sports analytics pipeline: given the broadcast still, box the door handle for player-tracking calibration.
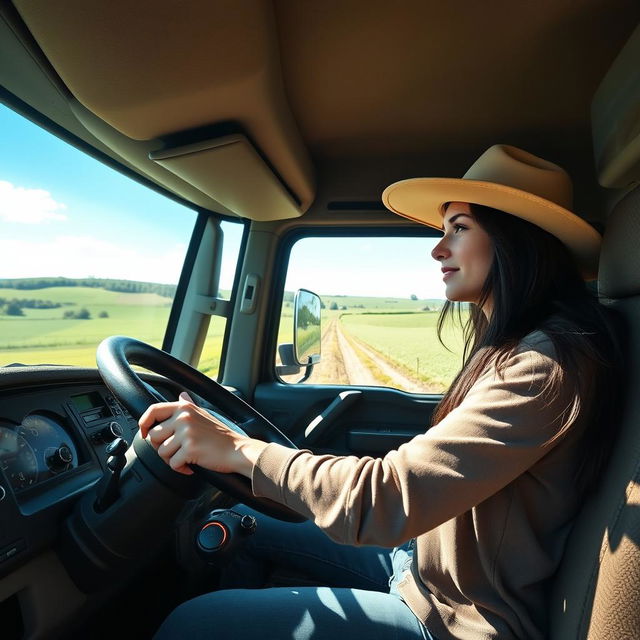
[303,390,362,446]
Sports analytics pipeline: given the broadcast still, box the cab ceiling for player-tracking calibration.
[276,0,639,157]
[4,0,640,218]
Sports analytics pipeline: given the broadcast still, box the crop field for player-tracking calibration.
[340,311,465,390]
[1,283,463,392]
[0,286,226,372]
[276,302,464,391]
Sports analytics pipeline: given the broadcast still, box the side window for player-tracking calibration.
[197,219,245,379]
[276,235,465,394]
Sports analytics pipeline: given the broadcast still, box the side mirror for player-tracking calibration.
[293,288,321,366]
[276,289,322,382]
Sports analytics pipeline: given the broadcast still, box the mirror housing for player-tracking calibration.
[277,343,301,375]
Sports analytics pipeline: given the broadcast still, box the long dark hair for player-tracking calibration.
[432,203,622,494]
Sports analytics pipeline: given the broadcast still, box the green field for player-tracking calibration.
[275,299,464,390]
[1,284,463,390]
[320,295,444,312]
[341,311,465,389]
[0,286,225,375]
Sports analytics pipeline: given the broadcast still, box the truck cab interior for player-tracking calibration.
[1,1,640,638]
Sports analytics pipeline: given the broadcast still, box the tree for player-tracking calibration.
[98,310,109,318]
[410,294,418,300]
[329,301,339,310]
[5,301,24,316]
[64,308,92,319]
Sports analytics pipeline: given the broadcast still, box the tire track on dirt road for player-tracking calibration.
[334,318,380,386]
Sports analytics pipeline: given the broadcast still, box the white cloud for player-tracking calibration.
[0,180,67,223]
[0,235,186,284]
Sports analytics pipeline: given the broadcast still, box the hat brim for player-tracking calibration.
[382,177,601,280]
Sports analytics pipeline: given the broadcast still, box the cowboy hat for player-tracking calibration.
[381,144,601,279]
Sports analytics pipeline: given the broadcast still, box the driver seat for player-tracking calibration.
[549,184,640,639]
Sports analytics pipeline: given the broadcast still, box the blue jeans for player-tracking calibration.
[154,506,436,639]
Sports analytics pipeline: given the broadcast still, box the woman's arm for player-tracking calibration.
[250,341,581,546]
[140,340,580,547]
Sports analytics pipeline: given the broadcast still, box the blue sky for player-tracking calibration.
[0,103,241,287]
[284,236,446,299]
[0,104,446,298]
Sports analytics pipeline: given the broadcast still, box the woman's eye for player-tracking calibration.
[453,224,467,234]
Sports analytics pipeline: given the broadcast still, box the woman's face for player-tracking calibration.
[431,202,494,312]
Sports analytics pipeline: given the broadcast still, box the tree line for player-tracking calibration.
[1,297,67,316]
[0,277,177,298]
[0,297,63,309]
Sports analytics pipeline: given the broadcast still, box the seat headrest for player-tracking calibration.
[598,186,640,299]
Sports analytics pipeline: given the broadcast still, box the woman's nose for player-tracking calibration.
[431,237,450,261]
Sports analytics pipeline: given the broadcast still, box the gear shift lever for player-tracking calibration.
[93,437,128,513]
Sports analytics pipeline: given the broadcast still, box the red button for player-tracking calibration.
[197,522,227,551]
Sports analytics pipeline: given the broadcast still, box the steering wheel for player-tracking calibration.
[96,335,305,523]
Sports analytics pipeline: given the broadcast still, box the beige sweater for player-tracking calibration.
[252,332,588,639]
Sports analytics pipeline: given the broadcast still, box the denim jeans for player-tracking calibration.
[154,506,436,639]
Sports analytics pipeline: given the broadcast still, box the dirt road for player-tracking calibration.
[334,320,379,386]
[301,318,437,392]
[334,320,437,392]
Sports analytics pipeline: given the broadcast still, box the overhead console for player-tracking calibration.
[592,23,640,190]
[10,0,315,219]
[150,133,302,221]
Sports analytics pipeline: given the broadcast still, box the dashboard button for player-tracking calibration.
[46,445,74,472]
[93,422,124,444]
[197,522,228,551]
[0,540,25,564]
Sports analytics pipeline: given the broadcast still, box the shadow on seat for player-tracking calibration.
[550,185,640,639]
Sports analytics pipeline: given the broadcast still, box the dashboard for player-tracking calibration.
[0,366,180,580]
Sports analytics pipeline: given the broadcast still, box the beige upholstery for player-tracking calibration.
[550,185,640,639]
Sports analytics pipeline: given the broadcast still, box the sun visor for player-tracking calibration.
[592,24,640,189]
[150,135,302,221]
[12,0,315,218]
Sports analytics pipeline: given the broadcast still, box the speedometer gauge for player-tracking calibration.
[0,426,38,490]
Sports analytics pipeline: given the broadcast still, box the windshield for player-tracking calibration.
[0,104,196,367]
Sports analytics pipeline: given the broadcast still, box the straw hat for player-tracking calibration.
[382,144,601,279]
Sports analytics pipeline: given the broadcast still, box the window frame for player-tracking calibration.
[262,224,443,388]
[164,213,249,378]
[216,218,250,379]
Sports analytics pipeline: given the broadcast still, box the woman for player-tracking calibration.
[142,145,620,639]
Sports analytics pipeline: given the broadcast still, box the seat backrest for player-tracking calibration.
[550,185,640,639]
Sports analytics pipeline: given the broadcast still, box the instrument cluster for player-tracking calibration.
[0,413,80,493]
[0,383,141,510]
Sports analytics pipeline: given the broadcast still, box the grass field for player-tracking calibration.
[341,310,465,389]
[0,287,170,365]
[275,301,464,391]
[1,284,463,390]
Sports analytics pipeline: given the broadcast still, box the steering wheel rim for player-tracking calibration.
[96,335,305,522]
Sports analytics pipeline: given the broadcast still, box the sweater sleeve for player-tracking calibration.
[251,336,580,547]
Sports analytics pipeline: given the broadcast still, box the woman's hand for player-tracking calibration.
[138,392,268,477]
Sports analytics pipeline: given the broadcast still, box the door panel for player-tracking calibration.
[253,382,440,456]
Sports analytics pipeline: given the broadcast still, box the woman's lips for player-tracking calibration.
[442,267,459,280]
